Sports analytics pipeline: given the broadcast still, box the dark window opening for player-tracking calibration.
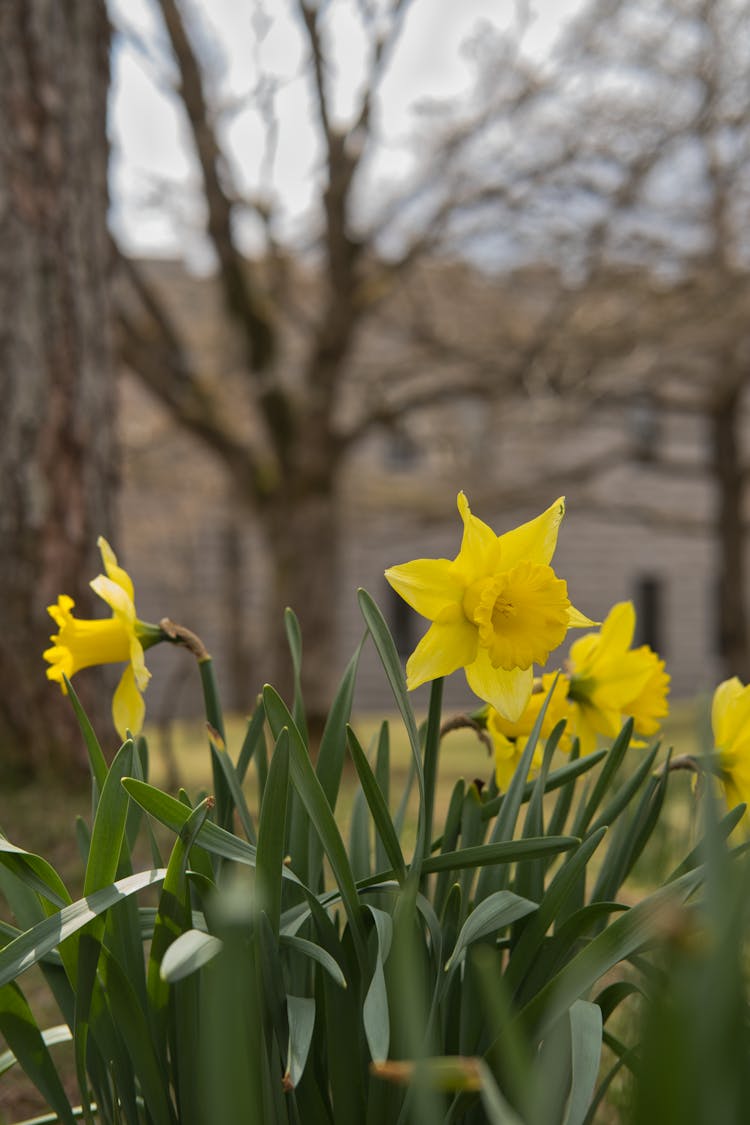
[634,575,663,654]
[389,585,416,660]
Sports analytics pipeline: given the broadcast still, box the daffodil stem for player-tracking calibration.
[440,714,493,756]
[198,657,233,833]
[422,677,444,865]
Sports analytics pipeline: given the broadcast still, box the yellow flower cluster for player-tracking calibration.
[385,494,672,792]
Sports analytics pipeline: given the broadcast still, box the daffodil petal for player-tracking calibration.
[97,537,135,602]
[569,703,601,757]
[464,650,533,722]
[384,558,464,621]
[497,497,565,569]
[597,602,636,659]
[90,574,136,625]
[129,636,151,692]
[112,664,145,740]
[568,604,598,629]
[452,492,501,584]
[406,620,478,690]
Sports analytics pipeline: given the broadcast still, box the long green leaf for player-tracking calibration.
[160,929,223,983]
[279,934,347,989]
[563,1000,603,1125]
[0,981,75,1125]
[0,869,165,989]
[285,606,307,738]
[357,589,427,881]
[62,674,108,797]
[256,728,290,937]
[0,839,70,911]
[505,827,608,993]
[445,892,537,972]
[423,836,579,875]
[285,995,316,1090]
[263,686,367,968]
[518,867,706,1038]
[148,798,213,1024]
[347,725,407,884]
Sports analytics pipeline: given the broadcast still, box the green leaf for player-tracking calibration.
[121,779,261,869]
[476,678,558,901]
[422,677,444,862]
[0,1022,72,1079]
[316,641,363,811]
[518,868,705,1038]
[374,722,391,874]
[0,981,75,1125]
[208,729,257,846]
[99,948,175,1125]
[236,698,266,786]
[285,995,316,1090]
[572,720,634,837]
[256,728,290,937]
[0,839,70,911]
[563,1000,603,1125]
[477,1059,526,1125]
[83,739,135,898]
[285,607,307,739]
[363,904,393,1063]
[357,588,427,880]
[279,934,347,989]
[480,749,608,823]
[434,779,466,917]
[349,787,371,882]
[0,869,165,989]
[160,929,223,983]
[347,725,406,884]
[148,798,213,1021]
[423,836,579,876]
[505,827,608,993]
[62,674,108,797]
[445,892,537,972]
[263,685,367,969]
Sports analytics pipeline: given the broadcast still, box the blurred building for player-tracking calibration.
[118,259,736,723]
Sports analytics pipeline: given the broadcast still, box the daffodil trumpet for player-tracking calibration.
[385,492,593,721]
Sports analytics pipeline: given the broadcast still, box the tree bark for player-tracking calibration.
[0,0,116,781]
[711,381,750,681]
[262,468,341,738]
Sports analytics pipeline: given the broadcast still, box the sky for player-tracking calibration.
[107,0,583,264]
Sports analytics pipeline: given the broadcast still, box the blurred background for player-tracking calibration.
[2,0,749,780]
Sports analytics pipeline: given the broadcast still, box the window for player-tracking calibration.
[388,583,416,659]
[634,575,663,654]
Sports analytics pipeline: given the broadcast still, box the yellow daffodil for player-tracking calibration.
[487,672,572,790]
[385,493,593,721]
[711,677,750,816]
[566,601,670,755]
[44,537,158,740]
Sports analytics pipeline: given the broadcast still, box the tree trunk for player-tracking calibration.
[263,475,341,739]
[711,381,750,682]
[0,1,115,781]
